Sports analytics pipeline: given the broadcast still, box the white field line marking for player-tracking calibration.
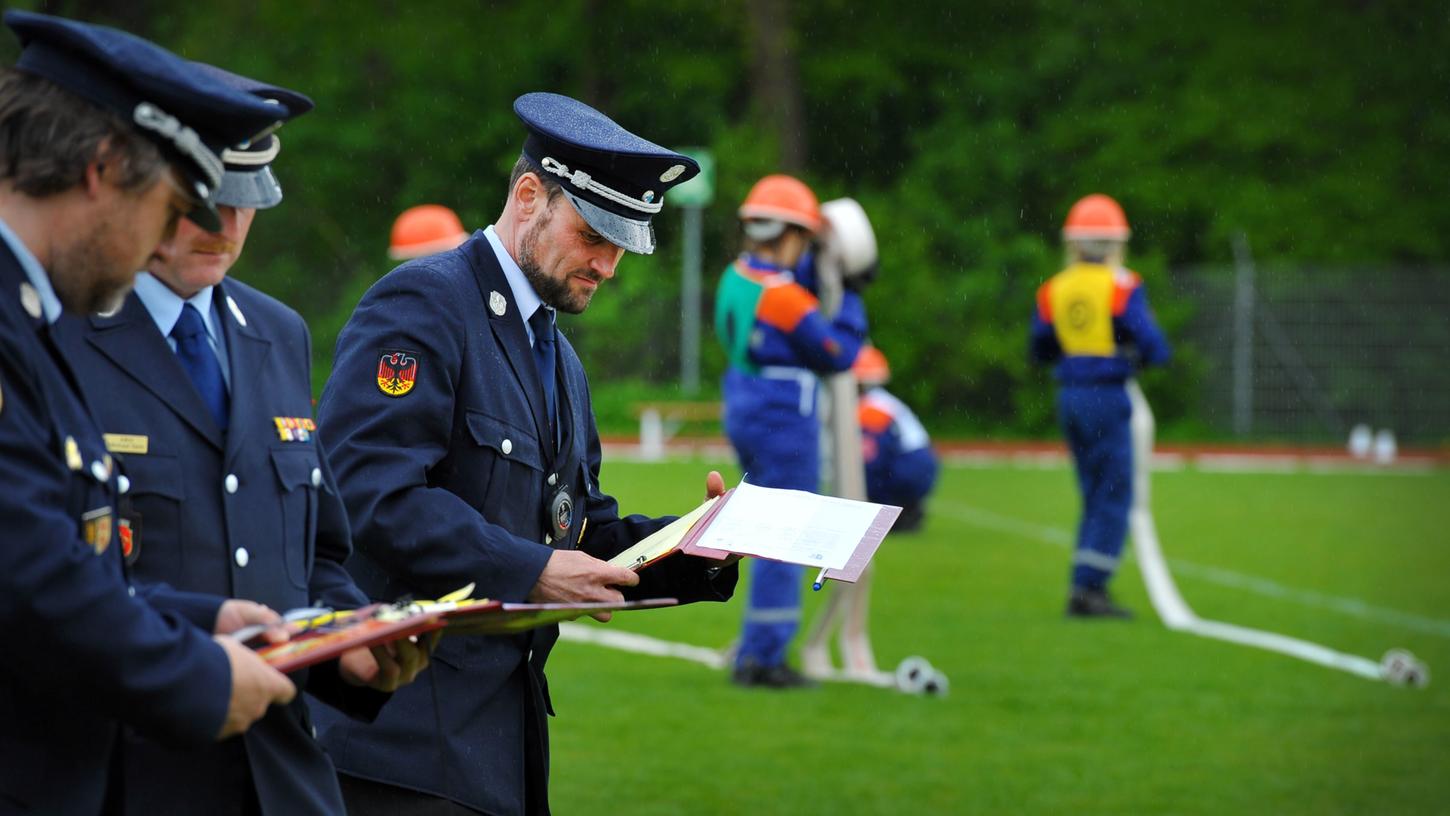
[939,450,1435,476]
[557,623,910,690]
[557,623,726,669]
[932,500,1450,639]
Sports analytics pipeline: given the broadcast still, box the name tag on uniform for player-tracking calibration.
[274,416,316,442]
[103,433,149,455]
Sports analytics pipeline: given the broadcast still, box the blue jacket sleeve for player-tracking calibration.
[1118,287,1172,367]
[0,355,229,746]
[137,583,224,631]
[781,289,868,373]
[572,388,738,604]
[300,307,388,719]
[1029,305,1061,365]
[317,262,553,604]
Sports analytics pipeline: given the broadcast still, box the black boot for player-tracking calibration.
[1066,587,1134,619]
[731,659,816,689]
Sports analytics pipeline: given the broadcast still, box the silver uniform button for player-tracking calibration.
[547,473,557,486]
[117,475,131,494]
[225,474,239,494]
[128,586,136,597]
[90,460,107,481]
[501,438,513,455]
[235,547,250,568]
[311,467,322,488]
[19,282,41,319]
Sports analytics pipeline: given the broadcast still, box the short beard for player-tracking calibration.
[49,210,136,315]
[517,197,596,315]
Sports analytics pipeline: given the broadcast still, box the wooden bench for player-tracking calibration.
[632,401,722,460]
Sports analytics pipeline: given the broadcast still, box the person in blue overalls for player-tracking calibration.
[1030,194,1171,618]
[853,345,939,533]
[716,174,868,687]
[0,12,302,812]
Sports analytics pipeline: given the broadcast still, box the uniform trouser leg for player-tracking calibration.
[737,559,806,667]
[1061,385,1133,590]
[728,415,816,670]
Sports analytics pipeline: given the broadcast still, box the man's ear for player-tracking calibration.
[512,172,543,217]
[82,137,115,199]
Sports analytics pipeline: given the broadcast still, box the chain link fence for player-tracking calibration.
[1173,258,1450,446]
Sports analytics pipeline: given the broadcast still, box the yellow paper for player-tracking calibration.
[608,496,719,571]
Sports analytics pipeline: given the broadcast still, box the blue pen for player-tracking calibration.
[812,568,828,591]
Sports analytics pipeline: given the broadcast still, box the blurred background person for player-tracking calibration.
[715,174,868,688]
[1029,194,1171,619]
[854,344,939,532]
[387,203,468,260]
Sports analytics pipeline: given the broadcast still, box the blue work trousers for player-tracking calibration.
[1058,384,1133,590]
[726,400,817,669]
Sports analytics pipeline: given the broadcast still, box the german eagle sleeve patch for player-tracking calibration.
[376,349,420,397]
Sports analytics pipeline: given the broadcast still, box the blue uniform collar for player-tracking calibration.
[742,253,792,276]
[131,272,220,342]
[0,215,63,324]
[483,225,552,345]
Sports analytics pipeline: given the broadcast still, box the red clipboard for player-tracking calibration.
[254,607,446,673]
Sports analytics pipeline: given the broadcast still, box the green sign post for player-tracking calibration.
[670,148,714,393]
[668,148,715,208]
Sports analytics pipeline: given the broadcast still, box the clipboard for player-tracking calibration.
[609,482,901,584]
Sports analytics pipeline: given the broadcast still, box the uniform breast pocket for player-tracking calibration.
[270,447,320,589]
[464,409,544,519]
[119,454,185,576]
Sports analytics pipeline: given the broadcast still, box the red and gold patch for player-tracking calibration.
[81,506,113,555]
[376,350,419,397]
[119,516,140,565]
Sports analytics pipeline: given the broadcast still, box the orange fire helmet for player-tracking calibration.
[1062,194,1131,242]
[738,174,823,235]
[388,204,469,260]
[852,344,891,387]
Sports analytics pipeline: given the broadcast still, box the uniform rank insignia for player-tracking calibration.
[377,350,420,397]
[274,416,317,442]
[64,435,83,471]
[81,506,113,555]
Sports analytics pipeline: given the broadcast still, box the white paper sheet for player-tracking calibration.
[692,481,886,571]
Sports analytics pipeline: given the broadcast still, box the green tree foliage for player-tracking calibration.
[7,0,1447,435]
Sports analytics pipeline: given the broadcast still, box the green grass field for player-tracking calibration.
[544,457,1450,815]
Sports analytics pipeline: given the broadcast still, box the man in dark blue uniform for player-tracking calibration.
[314,92,739,815]
[0,12,302,813]
[55,64,427,815]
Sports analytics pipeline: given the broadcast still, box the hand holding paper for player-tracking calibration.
[529,549,641,622]
[608,479,900,586]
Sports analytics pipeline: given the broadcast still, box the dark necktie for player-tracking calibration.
[529,306,557,433]
[171,302,229,431]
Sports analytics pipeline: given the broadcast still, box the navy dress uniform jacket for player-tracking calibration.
[312,231,737,815]
[0,244,233,815]
[53,277,385,816]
